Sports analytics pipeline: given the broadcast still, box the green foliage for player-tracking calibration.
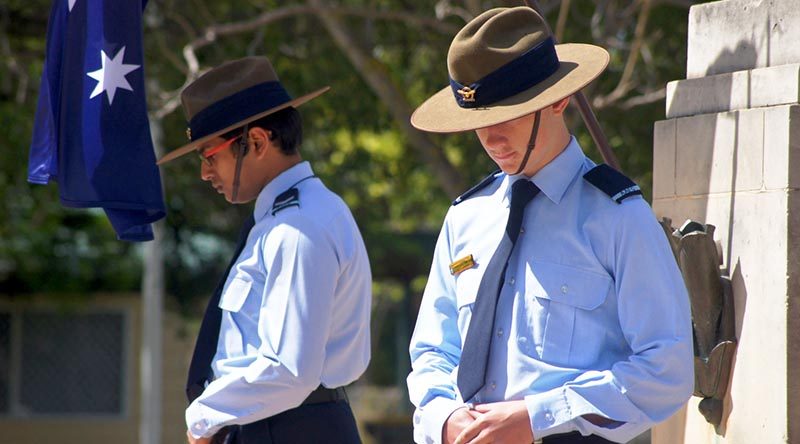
[0,0,709,298]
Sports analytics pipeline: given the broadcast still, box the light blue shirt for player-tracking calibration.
[407,138,693,443]
[186,161,372,438]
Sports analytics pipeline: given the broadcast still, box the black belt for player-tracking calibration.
[541,432,616,443]
[302,385,348,405]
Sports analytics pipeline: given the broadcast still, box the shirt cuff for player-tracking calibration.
[186,400,218,439]
[413,397,464,444]
[524,387,578,439]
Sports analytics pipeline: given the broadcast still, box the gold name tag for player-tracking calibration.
[449,254,475,275]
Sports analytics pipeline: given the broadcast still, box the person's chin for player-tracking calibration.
[496,161,521,175]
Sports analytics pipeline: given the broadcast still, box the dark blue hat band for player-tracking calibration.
[449,37,560,108]
[188,81,292,141]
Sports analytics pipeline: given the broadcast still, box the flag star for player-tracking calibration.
[87,47,140,105]
[68,0,76,11]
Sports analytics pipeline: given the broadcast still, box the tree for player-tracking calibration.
[1,0,709,332]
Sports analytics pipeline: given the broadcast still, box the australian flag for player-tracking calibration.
[28,0,165,241]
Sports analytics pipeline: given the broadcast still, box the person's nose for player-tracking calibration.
[482,127,508,148]
[200,161,213,182]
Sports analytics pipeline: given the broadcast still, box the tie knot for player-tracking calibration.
[510,179,539,208]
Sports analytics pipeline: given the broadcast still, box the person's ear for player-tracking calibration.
[551,96,570,115]
[248,127,271,158]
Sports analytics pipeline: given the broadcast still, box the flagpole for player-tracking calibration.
[141,112,165,444]
[522,0,622,171]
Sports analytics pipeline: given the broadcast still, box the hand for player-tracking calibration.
[443,406,480,444]
[186,430,212,444]
[454,400,534,444]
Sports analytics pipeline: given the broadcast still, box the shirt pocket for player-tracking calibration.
[525,261,611,367]
[218,276,253,313]
[454,266,485,333]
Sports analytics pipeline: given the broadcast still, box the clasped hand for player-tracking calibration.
[443,400,534,444]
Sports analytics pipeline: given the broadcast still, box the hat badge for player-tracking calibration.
[457,86,476,102]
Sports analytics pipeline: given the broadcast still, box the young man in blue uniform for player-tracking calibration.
[157,57,371,444]
[407,7,693,444]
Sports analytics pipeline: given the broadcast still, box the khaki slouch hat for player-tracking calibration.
[411,7,609,133]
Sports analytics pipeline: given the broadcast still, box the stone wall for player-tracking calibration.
[651,1,800,443]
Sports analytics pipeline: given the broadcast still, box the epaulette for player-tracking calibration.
[583,164,642,204]
[452,170,502,206]
[271,188,300,215]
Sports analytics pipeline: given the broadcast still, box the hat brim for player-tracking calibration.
[410,44,609,133]
[157,86,330,165]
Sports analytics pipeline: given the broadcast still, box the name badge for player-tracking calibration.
[449,254,475,275]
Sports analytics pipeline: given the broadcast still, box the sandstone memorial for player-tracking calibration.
[651,0,800,442]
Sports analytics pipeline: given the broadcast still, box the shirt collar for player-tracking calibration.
[254,161,315,220]
[501,136,584,206]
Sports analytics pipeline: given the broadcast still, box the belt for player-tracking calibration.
[538,432,616,443]
[302,385,348,405]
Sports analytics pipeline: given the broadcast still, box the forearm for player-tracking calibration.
[186,357,322,438]
[524,340,693,443]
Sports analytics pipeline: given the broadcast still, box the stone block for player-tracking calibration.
[734,108,763,192]
[687,0,800,79]
[666,71,749,118]
[790,189,800,443]
[675,112,738,196]
[750,64,800,108]
[653,119,676,199]
[653,190,792,444]
[764,105,800,191]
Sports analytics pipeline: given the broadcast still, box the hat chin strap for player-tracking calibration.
[231,124,250,202]
[510,110,541,176]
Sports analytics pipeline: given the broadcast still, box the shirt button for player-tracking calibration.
[193,423,203,431]
[497,329,504,337]
[520,227,525,233]
[561,285,568,294]
[509,277,515,285]
[545,412,554,422]
[490,381,497,390]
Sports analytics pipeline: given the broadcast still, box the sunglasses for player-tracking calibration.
[197,135,241,166]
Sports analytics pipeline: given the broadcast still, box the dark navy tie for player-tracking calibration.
[186,215,256,403]
[457,179,539,402]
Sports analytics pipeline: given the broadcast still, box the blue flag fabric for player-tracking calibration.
[29,0,164,241]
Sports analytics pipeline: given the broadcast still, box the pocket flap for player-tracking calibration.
[218,277,252,313]
[454,267,483,309]
[526,261,611,310]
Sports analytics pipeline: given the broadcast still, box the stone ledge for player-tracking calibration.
[750,64,800,108]
[666,71,749,119]
[666,64,800,118]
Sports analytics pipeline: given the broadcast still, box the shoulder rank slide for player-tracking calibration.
[271,188,300,215]
[583,164,642,204]
[452,170,502,206]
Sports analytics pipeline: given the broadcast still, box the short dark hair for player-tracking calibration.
[223,107,303,155]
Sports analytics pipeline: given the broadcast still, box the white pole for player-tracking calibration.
[141,111,165,444]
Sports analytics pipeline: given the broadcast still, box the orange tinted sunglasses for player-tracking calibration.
[198,136,240,164]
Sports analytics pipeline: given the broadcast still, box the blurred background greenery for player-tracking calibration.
[0,0,709,442]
